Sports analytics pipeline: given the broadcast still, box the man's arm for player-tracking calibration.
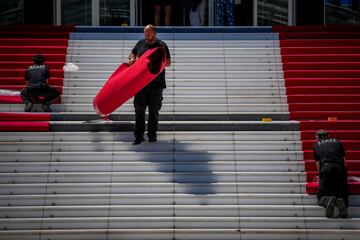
[313,143,320,172]
[339,140,347,168]
[164,43,171,67]
[45,67,50,85]
[25,68,29,85]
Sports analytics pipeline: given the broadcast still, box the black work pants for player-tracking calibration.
[21,85,60,105]
[133,87,163,139]
[317,163,349,207]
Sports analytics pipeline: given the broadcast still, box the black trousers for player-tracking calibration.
[133,87,163,139]
[317,163,349,207]
[20,85,60,105]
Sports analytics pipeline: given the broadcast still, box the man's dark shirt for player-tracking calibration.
[313,138,345,167]
[25,64,50,87]
[131,38,171,89]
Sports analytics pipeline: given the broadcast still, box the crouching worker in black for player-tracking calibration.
[313,129,349,218]
[128,24,171,145]
[20,54,60,112]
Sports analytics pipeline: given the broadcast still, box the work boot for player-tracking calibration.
[24,102,33,112]
[325,196,336,218]
[41,104,51,112]
[148,137,157,142]
[336,198,348,218]
[133,137,145,145]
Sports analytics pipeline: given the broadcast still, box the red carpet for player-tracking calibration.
[0,25,74,131]
[286,78,360,86]
[0,121,49,131]
[275,25,360,195]
[286,86,360,94]
[0,61,66,69]
[281,46,360,54]
[0,77,63,86]
[289,103,360,111]
[0,95,22,104]
[0,69,64,78]
[0,54,66,62]
[282,54,360,62]
[0,112,50,121]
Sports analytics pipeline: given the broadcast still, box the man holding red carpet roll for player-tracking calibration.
[128,24,171,145]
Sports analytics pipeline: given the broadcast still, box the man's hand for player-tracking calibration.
[128,53,136,65]
[128,58,136,65]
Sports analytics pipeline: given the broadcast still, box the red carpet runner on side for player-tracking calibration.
[0,25,74,131]
[274,25,360,195]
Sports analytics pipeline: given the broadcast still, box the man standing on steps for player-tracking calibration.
[128,24,171,145]
[313,129,349,218]
[21,54,60,112]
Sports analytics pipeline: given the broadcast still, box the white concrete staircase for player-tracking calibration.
[0,29,359,239]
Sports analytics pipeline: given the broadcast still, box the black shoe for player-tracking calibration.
[148,137,157,142]
[41,104,51,112]
[336,198,348,218]
[325,196,336,218]
[24,102,33,112]
[133,137,145,145]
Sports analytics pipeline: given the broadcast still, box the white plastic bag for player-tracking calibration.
[63,63,79,72]
[0,89,20,96]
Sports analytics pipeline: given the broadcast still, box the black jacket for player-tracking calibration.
[131,38,171,89]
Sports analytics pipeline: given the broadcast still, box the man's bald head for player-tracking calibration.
[144,24,156,33]
[144,24,157,44]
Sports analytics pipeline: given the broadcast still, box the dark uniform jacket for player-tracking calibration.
[131,38,171,89]
[25,64,50,88]
[313,138,346,169]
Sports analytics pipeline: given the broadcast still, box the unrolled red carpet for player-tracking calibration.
[0,25,74,131]
[274,25,360,195]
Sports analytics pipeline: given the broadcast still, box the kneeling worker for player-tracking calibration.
[21,54,60,112]
[313,129,349,218]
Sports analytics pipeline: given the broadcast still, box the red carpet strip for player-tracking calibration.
[0,25,74,131]
[275,25,360,194]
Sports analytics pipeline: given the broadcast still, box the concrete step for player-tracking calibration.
[0,112,290,121]
[67,55,282,64]
[70,63,283,71]
[63,70,284,79]
[0,172,307,184]
[0,182,307,194]
[0,150,303,162]
[70,31,278,41]
[68,40,280,48]
[67,47,281,56]
[1,228,359,240]
[0,103,290,113]
[0,193,338,206]
[61,86,287,96]
[1,216,359,230]
[48,121,298,132]
[0,161,305,174]
[1,205,359,218]
[0,161,305,173]
[0,131,301,142]
[60,95,287,104]
[0,140,303,152]
[63,78,286,88]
